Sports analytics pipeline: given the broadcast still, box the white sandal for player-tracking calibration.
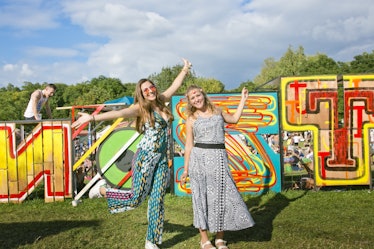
[215,239,229,249]
[200,240,216,249]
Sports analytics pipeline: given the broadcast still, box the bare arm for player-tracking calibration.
[221,87,248,124]
[71,104,140,128]
[45,100,52,119]
[181,117,194,185]
[161,58,192,101]
[30,90,42,120]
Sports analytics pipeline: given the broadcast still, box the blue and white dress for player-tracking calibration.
[188,114,255,232]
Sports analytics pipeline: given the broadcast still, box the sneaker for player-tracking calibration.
[89,179,107,199]
[145,240,160,249]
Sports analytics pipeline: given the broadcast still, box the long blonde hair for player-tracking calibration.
[134,79,174,133]
[185,84,217,118]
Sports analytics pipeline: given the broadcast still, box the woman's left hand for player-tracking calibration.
[241,87,249,100]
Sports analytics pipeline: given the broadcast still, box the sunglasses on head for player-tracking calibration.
[143,85,157,95]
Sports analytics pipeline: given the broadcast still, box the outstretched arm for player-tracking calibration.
[161,58,192,101]
[222,87,248,124]
[71,104,140,128]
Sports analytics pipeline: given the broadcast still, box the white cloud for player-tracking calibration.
[26,47,79,58]
[0,0,373,89]
[3,64,15,71]
[20,64,34,77]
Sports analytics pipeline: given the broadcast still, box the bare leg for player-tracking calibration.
[99,186,107,197]
[215,231,228,248]
[199,229,215,249]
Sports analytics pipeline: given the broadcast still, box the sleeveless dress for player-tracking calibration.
[188,114,255,232]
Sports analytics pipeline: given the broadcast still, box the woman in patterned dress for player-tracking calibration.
[181,85,255,249]
[72,58,192,249]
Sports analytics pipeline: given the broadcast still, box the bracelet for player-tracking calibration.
[91,115,95,122]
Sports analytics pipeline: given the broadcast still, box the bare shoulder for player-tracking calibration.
[186,115,196,127]
[31,90,42,99]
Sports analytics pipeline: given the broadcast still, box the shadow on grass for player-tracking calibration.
[224,190,308,243]
[0,220,100,249]
[162,221,197,248]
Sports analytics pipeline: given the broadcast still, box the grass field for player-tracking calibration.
[1,188,374,249]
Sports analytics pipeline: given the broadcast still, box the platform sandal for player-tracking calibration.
[215,239,229,249]
[200,240,216,249]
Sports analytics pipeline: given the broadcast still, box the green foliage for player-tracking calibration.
[350,51,374,73]
[252,47,374,87]
[0,49,373,121]
[149,64,196,94]
[189,77,225,93]
[299,53,340,75]
[230,80,257,93]
[253,57,280,85]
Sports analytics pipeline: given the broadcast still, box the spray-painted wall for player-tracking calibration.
[171,92,282,196]
[0,74,373,202]
[281,75,374,187]
[0,121,73,203]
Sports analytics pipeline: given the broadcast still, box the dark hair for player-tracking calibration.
[47,83,57,91]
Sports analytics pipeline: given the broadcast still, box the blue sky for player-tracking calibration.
[1,0,373,90]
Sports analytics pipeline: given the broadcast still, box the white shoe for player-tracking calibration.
[88,179,107,199]
[145,240,160,249]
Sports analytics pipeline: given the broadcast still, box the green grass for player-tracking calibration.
[1,189,374,249]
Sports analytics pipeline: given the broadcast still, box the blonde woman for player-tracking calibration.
[181,85,255,249]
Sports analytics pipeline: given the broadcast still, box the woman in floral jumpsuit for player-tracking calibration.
[72,58,192,249]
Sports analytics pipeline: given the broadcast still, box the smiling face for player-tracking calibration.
[141,81,157,101]
[187,88,205,110]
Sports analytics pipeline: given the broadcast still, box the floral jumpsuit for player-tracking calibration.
[106,112,169,244]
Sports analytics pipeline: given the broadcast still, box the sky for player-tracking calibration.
[0,0,373,90]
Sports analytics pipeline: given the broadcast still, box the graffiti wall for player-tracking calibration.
[0,121,73,203]
[281,75,374,187]
[171,92,282,196]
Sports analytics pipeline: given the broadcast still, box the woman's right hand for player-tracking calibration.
[180,170,188,186]
[72,112,92,128]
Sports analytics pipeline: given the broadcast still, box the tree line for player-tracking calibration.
[0,46,373,121]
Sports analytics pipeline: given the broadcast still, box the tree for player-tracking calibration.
[350,51,374,73]
[300,53,340,75]
[149,64,195,94]
[192,77,225,93]
[253,57,280,85]
[277,45,307,77]
[122,83,137,97]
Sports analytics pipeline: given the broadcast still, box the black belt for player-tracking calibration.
[194,143,225,149]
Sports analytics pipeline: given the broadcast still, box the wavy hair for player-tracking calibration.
[134,79,174,133]
[185,84,217,118]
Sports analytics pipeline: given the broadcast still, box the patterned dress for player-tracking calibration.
[106,112,169,244]
[188,114,255,232]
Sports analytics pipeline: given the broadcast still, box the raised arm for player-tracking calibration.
[161,58,192,101]
[221,87,248,124]
[71,104,140,128]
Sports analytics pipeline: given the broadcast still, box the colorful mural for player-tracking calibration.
[0,121,73,203]
[1,74,373,204]
[281,75,374,187]
[171,92,282,196]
